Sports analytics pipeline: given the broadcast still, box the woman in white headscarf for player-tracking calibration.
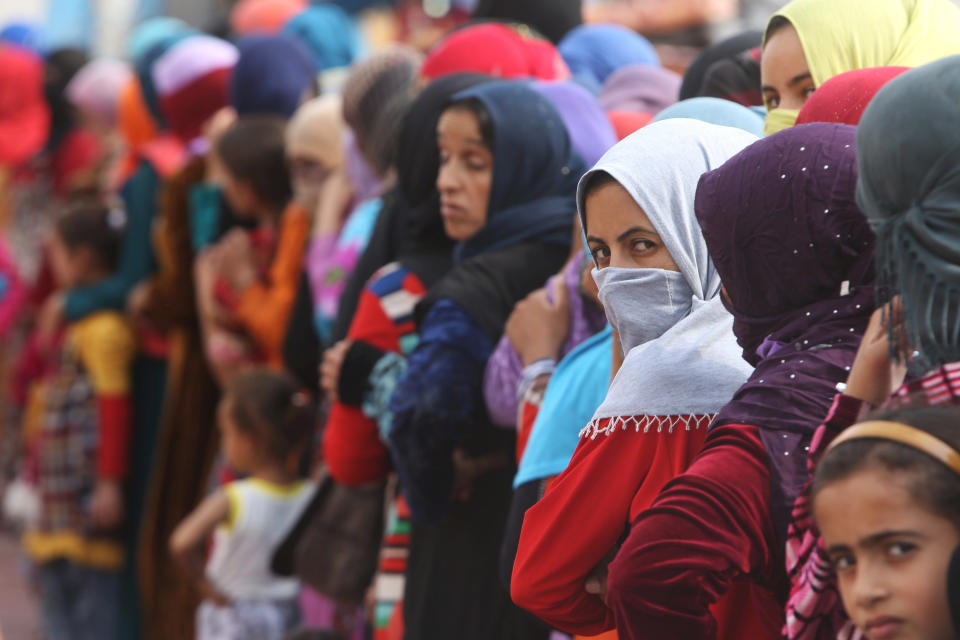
[511,119,779,638]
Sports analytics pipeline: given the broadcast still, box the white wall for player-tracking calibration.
[0,0,48,26]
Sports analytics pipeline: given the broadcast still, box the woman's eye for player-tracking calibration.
[766,95,780,109]
[590,246,610,263]
[831,554,855,572]
[631,239,655,253]
[888,542,916,559]
[803,86,816,99]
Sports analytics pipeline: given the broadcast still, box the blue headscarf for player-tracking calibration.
[653,96,765,136]
[451,81,585,260]
[283,4,360,71]
[514,326,612,487]
[530,80,617,167]
[127,17,193,62]
[0,22,45,54]
[558,23,659,91]
[230,34,316,118]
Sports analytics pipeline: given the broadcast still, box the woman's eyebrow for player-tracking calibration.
[858,529,924,548]
[617,225,657,242]
[787,71,813,88]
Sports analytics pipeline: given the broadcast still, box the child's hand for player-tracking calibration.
[36,293,64,354]
[126,280,152,323]
[216,231,257,292]
[90,480,124,530]
[320,339,351,402]
[200,578,231,608]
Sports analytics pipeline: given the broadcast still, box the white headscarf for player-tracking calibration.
[576,119,757,435]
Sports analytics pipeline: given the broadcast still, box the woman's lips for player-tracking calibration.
[441,202,464,219]
[864,616,905,640]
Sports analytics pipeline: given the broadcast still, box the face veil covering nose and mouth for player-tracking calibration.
[593,265,693,355]
[763,107,800,136]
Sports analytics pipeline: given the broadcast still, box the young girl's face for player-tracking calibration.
[761,23,815,111]
[814,465,960,640]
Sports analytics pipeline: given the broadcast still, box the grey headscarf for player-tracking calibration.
[856,55,960,369]
[576,119,756,433]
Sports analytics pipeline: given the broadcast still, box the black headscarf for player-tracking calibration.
[44,48,88,152]
[329,73,495,344]
[472,0,581,44]
[857,55,960,370]
[679,31,762,107]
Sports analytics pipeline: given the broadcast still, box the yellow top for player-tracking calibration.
[70,311,136,395]
[770,0,960,87]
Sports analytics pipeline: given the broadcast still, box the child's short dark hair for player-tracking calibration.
[813,404,960,528]
[216,116,292,211]
[226,368,315,464]
[55,200,124,271]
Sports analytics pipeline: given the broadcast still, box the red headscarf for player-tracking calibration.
[606,110,653,140]
[0,45,50,169]
[795,66,909,126]
[231,0,306,36]
[422,23,571,81]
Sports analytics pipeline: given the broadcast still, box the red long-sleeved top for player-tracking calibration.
[606,424,785,640]
[512,413,715,636]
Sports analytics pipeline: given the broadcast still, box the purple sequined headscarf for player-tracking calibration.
[694,123,876,544]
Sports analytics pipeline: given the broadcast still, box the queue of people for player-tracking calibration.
[2,1,960,639]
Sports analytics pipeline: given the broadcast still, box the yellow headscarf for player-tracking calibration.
[769,0,960,87]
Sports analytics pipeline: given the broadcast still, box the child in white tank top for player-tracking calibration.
[171,369,317,640]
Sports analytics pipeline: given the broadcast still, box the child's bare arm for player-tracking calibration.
[170,490,231,606]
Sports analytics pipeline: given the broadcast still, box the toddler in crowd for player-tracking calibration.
[170,368,316,640]
[196,116,294,383]
[812,405,960,640]
[23,202,135,640]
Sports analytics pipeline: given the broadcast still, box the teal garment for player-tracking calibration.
[514,325,612,488]
[128,16,193,62]
[188,182,223,252]
[64,162,161,321]
[118,355,167,640]
[283,5,361,71]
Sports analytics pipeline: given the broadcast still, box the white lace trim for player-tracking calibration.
[579,414,716,440]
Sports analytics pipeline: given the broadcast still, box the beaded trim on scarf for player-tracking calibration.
[579,414,715,440]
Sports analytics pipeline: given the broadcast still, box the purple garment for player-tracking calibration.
[531,80,618,167]
[694,123,876,544]
[596,64,682,115]
[344,128,383,206]
[483,254,607,427]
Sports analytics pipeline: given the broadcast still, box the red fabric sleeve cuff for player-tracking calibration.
[97,394,132,479]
